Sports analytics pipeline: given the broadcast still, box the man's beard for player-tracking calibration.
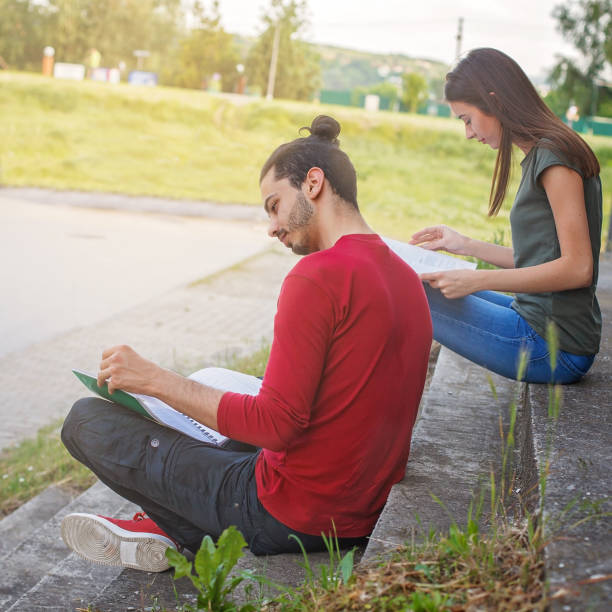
[285,191,315,255]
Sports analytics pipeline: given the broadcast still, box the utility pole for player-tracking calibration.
[266,22,281,100]
[455,17,464,62]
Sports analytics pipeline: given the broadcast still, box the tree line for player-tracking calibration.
[0,0,610,116]
[0,0,321,100]
[547,0,612,118]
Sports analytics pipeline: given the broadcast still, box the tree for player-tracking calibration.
[165,1,239,90]
[402,72,428,113]
[549,0,612,116]
[245,0,321,100]
[0,0,184,73]
[42,0,181,68]
[0,0,48,69]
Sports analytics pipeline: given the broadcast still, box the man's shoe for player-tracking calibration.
[61,511,178,572]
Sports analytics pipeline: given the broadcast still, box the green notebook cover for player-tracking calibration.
[72,369,149,418]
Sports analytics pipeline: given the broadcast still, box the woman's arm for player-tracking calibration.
[420,166,593,299]
[410,225,515,268]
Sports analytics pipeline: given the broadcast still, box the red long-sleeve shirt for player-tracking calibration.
[217,234,432,537]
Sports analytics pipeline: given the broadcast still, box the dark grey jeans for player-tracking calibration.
[62,398,366,555]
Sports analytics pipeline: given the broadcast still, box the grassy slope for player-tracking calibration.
[4,71,610,243]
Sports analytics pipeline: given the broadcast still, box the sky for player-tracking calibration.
[215,0,577,79]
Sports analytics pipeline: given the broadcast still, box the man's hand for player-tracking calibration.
[97,345,223,431]
[97,345,161,395]
[420,269,482,299]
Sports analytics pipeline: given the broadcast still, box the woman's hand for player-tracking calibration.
[410,225,471,255]
[420,269,482,299]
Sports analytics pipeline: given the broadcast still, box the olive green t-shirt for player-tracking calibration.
[509,144,602,355]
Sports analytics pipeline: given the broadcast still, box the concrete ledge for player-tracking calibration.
[2,481,137,611]
[362,347,520,563]
[527,255,612,611]
[0,485,75,559]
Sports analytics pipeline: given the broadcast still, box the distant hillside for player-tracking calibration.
[233,34,449,93]
[315,43,449,91]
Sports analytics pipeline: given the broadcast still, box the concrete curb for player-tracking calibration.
[530,253,612,611]
[0,187,267,223]
[362,347,519,563]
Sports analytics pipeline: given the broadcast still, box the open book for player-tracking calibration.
[383,237,477,274]
[72,368,262,446]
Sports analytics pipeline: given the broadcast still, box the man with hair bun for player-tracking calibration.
[60,115,432,570]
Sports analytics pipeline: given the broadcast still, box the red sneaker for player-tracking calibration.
[61,511,178,572]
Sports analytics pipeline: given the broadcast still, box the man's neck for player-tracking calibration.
[317,204,375,251]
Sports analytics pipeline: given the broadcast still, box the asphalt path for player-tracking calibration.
[0,193,272,358]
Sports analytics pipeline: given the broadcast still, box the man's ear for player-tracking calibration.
[303,167,325,199]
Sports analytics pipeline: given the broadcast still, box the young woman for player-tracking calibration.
[411,48,602,384]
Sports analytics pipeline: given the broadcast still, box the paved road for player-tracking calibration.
[0,193,272,357]
[0,187,297,450]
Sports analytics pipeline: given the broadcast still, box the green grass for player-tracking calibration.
[0,419,95,517]
[221,342,270,377]
[2,70,610,244]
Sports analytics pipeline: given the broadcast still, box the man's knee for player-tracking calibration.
[61,397,104,457]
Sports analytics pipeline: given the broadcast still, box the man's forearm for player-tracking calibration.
[150,368,224,432]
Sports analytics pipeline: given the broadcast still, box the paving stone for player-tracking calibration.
[1,480,138,610]
[0,485,74,559]
[7,553,131,612]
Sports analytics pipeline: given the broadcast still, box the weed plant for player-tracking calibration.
[268,520,544,611]
[165,523,358,611]
[166,526,257,612]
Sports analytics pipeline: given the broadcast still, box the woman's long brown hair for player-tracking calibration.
[445,48,600,216]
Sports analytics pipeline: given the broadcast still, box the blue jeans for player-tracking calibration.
[425,286,595,384]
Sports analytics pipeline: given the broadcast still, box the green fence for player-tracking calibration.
[319,90,353,106]
[564,117,612,137]
[319,90,611,132]
[319,90,450,117]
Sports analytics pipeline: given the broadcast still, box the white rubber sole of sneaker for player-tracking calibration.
[61,513,176,572]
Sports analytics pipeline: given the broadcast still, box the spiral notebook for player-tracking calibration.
[72,368,262,446]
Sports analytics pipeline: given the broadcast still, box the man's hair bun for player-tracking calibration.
[260,113,357,209]
[302,115,341,146]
